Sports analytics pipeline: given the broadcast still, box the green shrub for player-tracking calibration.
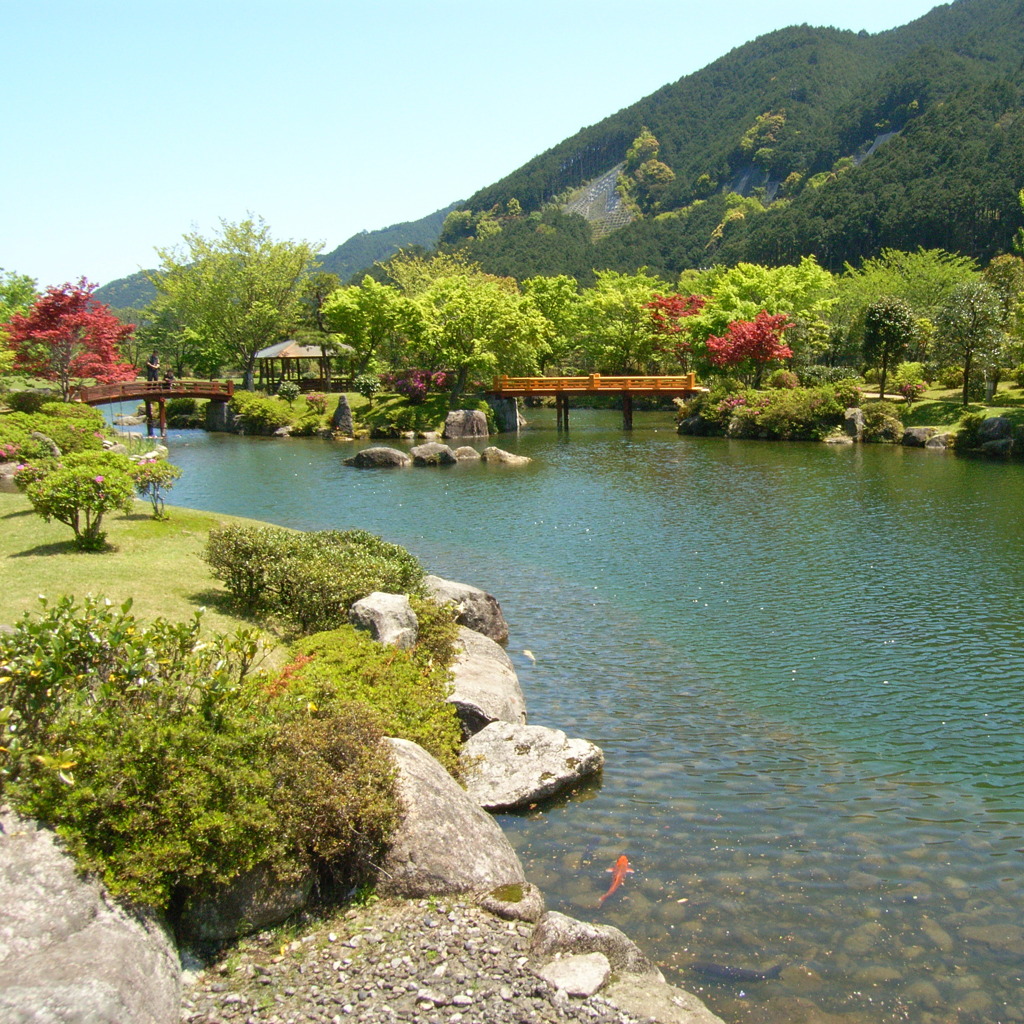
[0,410,107,459]
[1,595,401,906]
[1014,365,1024,389]
[282,599,462,773]
[891,362,925,387]
[130,459,182,519]
[289,413,323,437]
[766,369,799,389]
[861,400,904,443]
[797,364,859,385]
[229,391,292,431]
[4,390,57,413]
[277,380,301,404]
[203,525,426,632]
[304,393,328,415]
[937,365,965,389]
[25,452,136,550]
[954,411,987,450]
[727,386,844,440]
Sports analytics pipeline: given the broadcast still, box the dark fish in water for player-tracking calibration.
[689,962,784,982]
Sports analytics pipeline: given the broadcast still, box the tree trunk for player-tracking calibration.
[962,352,972,407]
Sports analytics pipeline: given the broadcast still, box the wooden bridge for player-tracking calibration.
[490,373,702,429]
[73,379,235,436]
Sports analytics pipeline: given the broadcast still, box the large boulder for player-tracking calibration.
[178,861,315,944]
[843,407,865,440]
[480,446,531,466]
[378,738,526,898]
[424,574,509,644]
[349,592,418,649]
[443,410,489,439]
[925,433,953,450]
[460,722,604,810]
[602,975,727,1024]
[410,441,458,466]
[332,394,354,435]
[448,627,527,736]
[530,911,662,979]
[902,426,937,447]
[453,446,482,461]
[343,446,411,468]
[978,416,1012,444]
[0,810,181,1024]
[485,396,525,433]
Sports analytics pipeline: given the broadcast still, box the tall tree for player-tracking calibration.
[151,217,320,390]
[862,296,915,399]
[522,274,585,372]
[935,282,1004,406]
[320,276,411,375]
[645,293,706,371]
[6,279,136,400]
[705,311,794,388]
[579,269,671,373]
[0,269,38,375]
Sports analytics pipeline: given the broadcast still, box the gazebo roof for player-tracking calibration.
[255,340,325,360]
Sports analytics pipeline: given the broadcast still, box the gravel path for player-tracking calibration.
[180,897,655,1024]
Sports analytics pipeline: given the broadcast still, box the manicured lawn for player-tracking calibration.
[0,491,264,633]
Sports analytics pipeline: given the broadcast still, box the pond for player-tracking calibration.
[154,409,1024,1024]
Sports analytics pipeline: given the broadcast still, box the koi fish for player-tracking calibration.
[598,854,634,905]
[689,962,784,982]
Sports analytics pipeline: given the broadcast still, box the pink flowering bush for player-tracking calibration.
[24,452,135,550]
[380,369,452,404]
[130,459,182,520]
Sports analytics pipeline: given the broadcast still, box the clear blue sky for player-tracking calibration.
[4,0,944,290]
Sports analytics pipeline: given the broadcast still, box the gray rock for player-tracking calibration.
[448,627,526,737]
[530,911,663,979]
[332,394,354,434]
[925,433,953,450]
[205,401,238,432]
[981,437,1014,458]
[410,441,458,466]
[443,410,489,439]
[343,446,411,468]
[424,574,510,644]
[453,446,482,461]
[178,861,315,943]
[603,974,727,1024]
[476,881,546,923]
[0,809,181,1024]
[481,446,532,466]
[349,591,419,649]
[485,396,525,433]
[978,416,1012,443]
[902,426,937,447]
[677,413,713,436]
[378,738,526,898]
[460,722,604,810]
[844,407,865,439]
[823,433,854,445]
[537,952,611,997]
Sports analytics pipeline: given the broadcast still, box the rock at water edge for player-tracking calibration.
[448,627,526,736]
[349,592,418,649]
[424,574,509,644]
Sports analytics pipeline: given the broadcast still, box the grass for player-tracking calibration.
[895,383,1024,430]
[0,490,269,634]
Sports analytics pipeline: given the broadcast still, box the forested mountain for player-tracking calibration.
[317,203,461,282]
[448,0,1024,281]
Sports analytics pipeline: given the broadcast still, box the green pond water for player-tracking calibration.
[156,409,1023,1024]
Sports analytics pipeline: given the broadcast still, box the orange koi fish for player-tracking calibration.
[598,854,634,905]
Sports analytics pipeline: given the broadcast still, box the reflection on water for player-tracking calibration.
[159,410,1024,1023]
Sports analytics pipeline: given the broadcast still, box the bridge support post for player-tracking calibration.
[556,394,569,432]
[622,393,633,430]
[158,398,167,438]
[144,399,154,437]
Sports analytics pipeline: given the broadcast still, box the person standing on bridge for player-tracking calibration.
[146,351,160,381]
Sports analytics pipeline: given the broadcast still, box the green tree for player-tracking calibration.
[862,297,915,399]
[935,282,1004,406]
[983,254,1024,345]
[320,276,411,376]
[579,269,670,373]
[0,269,38,376]
[409,272,546,406]
[522,275,585,372]
[151,217,320,390]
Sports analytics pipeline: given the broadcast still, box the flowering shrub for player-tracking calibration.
[304,392,328,415]
[24,452,136,550]
[130,459,182,519]
[897,381,927,405]
[0,442,19,461]
[766,369,800,389]
[277,380,301,404]
[380,369,452,404]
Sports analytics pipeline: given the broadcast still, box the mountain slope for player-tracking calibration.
[454,0,1024,278]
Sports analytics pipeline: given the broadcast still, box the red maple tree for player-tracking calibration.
[705,310,794,387]
[6,278,137,400]
[645,292,706,370]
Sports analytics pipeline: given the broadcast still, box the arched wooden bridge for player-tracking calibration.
[490,373,703,429]
[73,379,235,436]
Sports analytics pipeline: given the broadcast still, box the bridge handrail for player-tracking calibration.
[73,379,236,404]
[492,373,697,392]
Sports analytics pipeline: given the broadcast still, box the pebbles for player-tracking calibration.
[180,898,652,1024]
